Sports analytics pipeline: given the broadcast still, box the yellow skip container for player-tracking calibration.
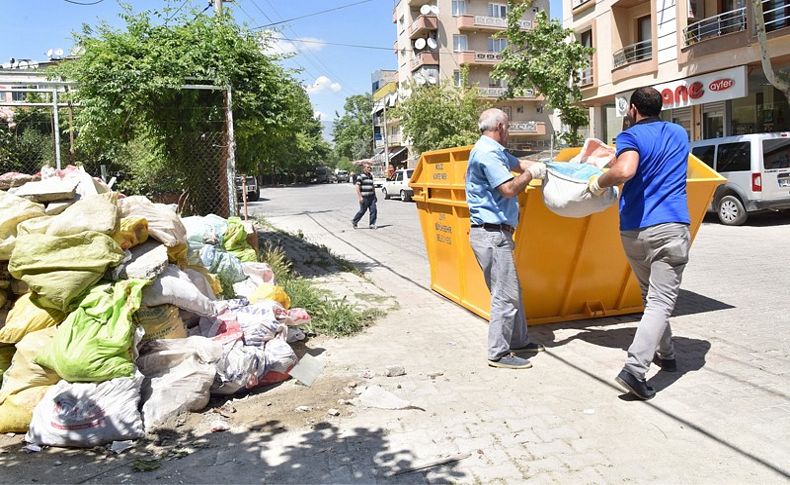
[409,146,725,325]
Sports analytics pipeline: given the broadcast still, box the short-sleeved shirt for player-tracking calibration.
[615,118,690,231]
[466,135,520,227]
[355,172,375,196]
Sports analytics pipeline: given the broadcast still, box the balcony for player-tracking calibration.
[410,51,439,70]
[683,8,746,46]
[763,0,790,33]
[457,50,503,65]
[478,87,536,98]
[456,15,532,31]
[409,14,438,38]
[613,39,652,69]
[509,121,547,135]
[375,133,402,148]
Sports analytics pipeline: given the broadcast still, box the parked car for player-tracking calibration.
[382,168,414,202]
[309,166,330,184]
[335,169,350,183]
[690,132,790,225]
[235,175,260,201]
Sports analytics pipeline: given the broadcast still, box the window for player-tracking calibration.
[399,15,405,34]
[579,29,593,85]
[452,0,466,16]
[501,106,512,118]
[488,75,503,88]
[763,139,790,170]
[637,16,652,42]
[453,34,468,52]
[692,145,716,168]
[453,70,462,86]
[716,141,751,172]
[395,172,403,182]
[488,3,508,18]
[399,49,406,67]
[488,37,507,52]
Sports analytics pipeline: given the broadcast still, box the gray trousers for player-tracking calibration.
[469,227,529,361]
[620,223,691,379]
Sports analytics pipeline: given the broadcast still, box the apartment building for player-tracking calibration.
[391,0,553,164]
[565,0,790,144]
[371,69,408,171]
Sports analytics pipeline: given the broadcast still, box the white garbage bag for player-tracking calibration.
[137,336,222,431]
[542,162,619,218]
[26,374,144,447]
[143,265,217,316]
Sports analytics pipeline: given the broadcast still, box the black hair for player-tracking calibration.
[629,87,663,117]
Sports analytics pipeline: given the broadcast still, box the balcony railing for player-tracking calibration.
[612,39,652,69]
[478,87,536,98]
[684,7,746,46]
[408,14,438,38]
[572,0,593,10]
[763,0,790,33]
[410,51,439,70]
[510,121,546,134]
[457,15,532,31]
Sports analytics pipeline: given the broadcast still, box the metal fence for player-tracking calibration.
[0,79,237,217]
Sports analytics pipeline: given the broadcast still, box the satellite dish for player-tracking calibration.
[430,5,439,15]
[427,74,438,85]
[47,49,54,59]
[55,48,64,58]
[415,38,426,50]
[414,73,426,85]
[420,5,431,15]
[426,38,437,50]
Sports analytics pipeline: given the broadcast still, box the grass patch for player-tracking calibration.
[261,243,381,337]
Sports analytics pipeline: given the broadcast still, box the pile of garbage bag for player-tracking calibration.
[0,165,311,447]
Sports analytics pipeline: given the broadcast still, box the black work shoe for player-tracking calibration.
[511,342,545,354]
[351,222,358,229]
[615,370,655,400]
[653,355,678,373]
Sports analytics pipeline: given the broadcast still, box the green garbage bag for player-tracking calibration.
[0,345,16,385]
[35,280,147,382]
[223,217,257,263]
[0,191,46,260]
[9,231,125,313]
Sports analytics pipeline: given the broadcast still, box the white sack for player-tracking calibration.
[26,374,144,447]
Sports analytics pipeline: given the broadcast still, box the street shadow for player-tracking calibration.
[702,211,790,227]
[0,416,463,484]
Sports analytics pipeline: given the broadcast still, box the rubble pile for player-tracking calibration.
[0,165,310,447]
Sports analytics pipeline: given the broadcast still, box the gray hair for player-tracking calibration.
[478,108,508,133]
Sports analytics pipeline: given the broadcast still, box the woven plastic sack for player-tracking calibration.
[35,280,147,382]
[137,337,222,430]
[198,245,246,291]
[9,231,125,313]
[0,327,60,432]
[143,265,217,316]
[113,217,149,250]
[0,293,65,344]
[118,196,186,247]
[542,162,619,218]
[47,192,119,237]
[0,345,15,384]
[223,217,258,262]
[134,305,187,341]
[0,191,46,260]
[26,374,145,447]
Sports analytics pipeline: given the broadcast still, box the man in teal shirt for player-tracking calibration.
[466,108,547,369]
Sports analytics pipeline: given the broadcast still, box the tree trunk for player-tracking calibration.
[752,0,790,101]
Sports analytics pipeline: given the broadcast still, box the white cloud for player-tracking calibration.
[313,110,325,121]
[260,30,325,57]
[306,75,342,95]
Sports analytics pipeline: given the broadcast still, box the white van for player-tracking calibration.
[690,132,790,225]
[382,168,414,202]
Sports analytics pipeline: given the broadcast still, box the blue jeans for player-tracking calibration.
[352,195,377,226]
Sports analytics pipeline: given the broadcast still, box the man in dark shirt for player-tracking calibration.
[352,161,377,230]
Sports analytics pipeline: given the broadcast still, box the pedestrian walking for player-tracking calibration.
[588,87,691,399]
[466,108,547,369]
[352,161,378,230]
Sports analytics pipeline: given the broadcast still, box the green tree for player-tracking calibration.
[494,2,594,146]
[332,94,373,161]
[392,81,489,154]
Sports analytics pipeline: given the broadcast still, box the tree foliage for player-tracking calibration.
[494,2,594,145]
[50,4,327,189]
[332,94,373,161]
[392,81,490,154]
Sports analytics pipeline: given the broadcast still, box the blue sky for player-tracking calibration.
[0,0,562,138]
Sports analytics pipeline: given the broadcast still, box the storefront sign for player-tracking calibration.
[615,65,747,117]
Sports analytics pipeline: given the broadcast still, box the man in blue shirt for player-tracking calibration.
[466,108,547,369]
[588,87,691,399]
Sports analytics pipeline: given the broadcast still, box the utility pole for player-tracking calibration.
[213,0,223,15]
